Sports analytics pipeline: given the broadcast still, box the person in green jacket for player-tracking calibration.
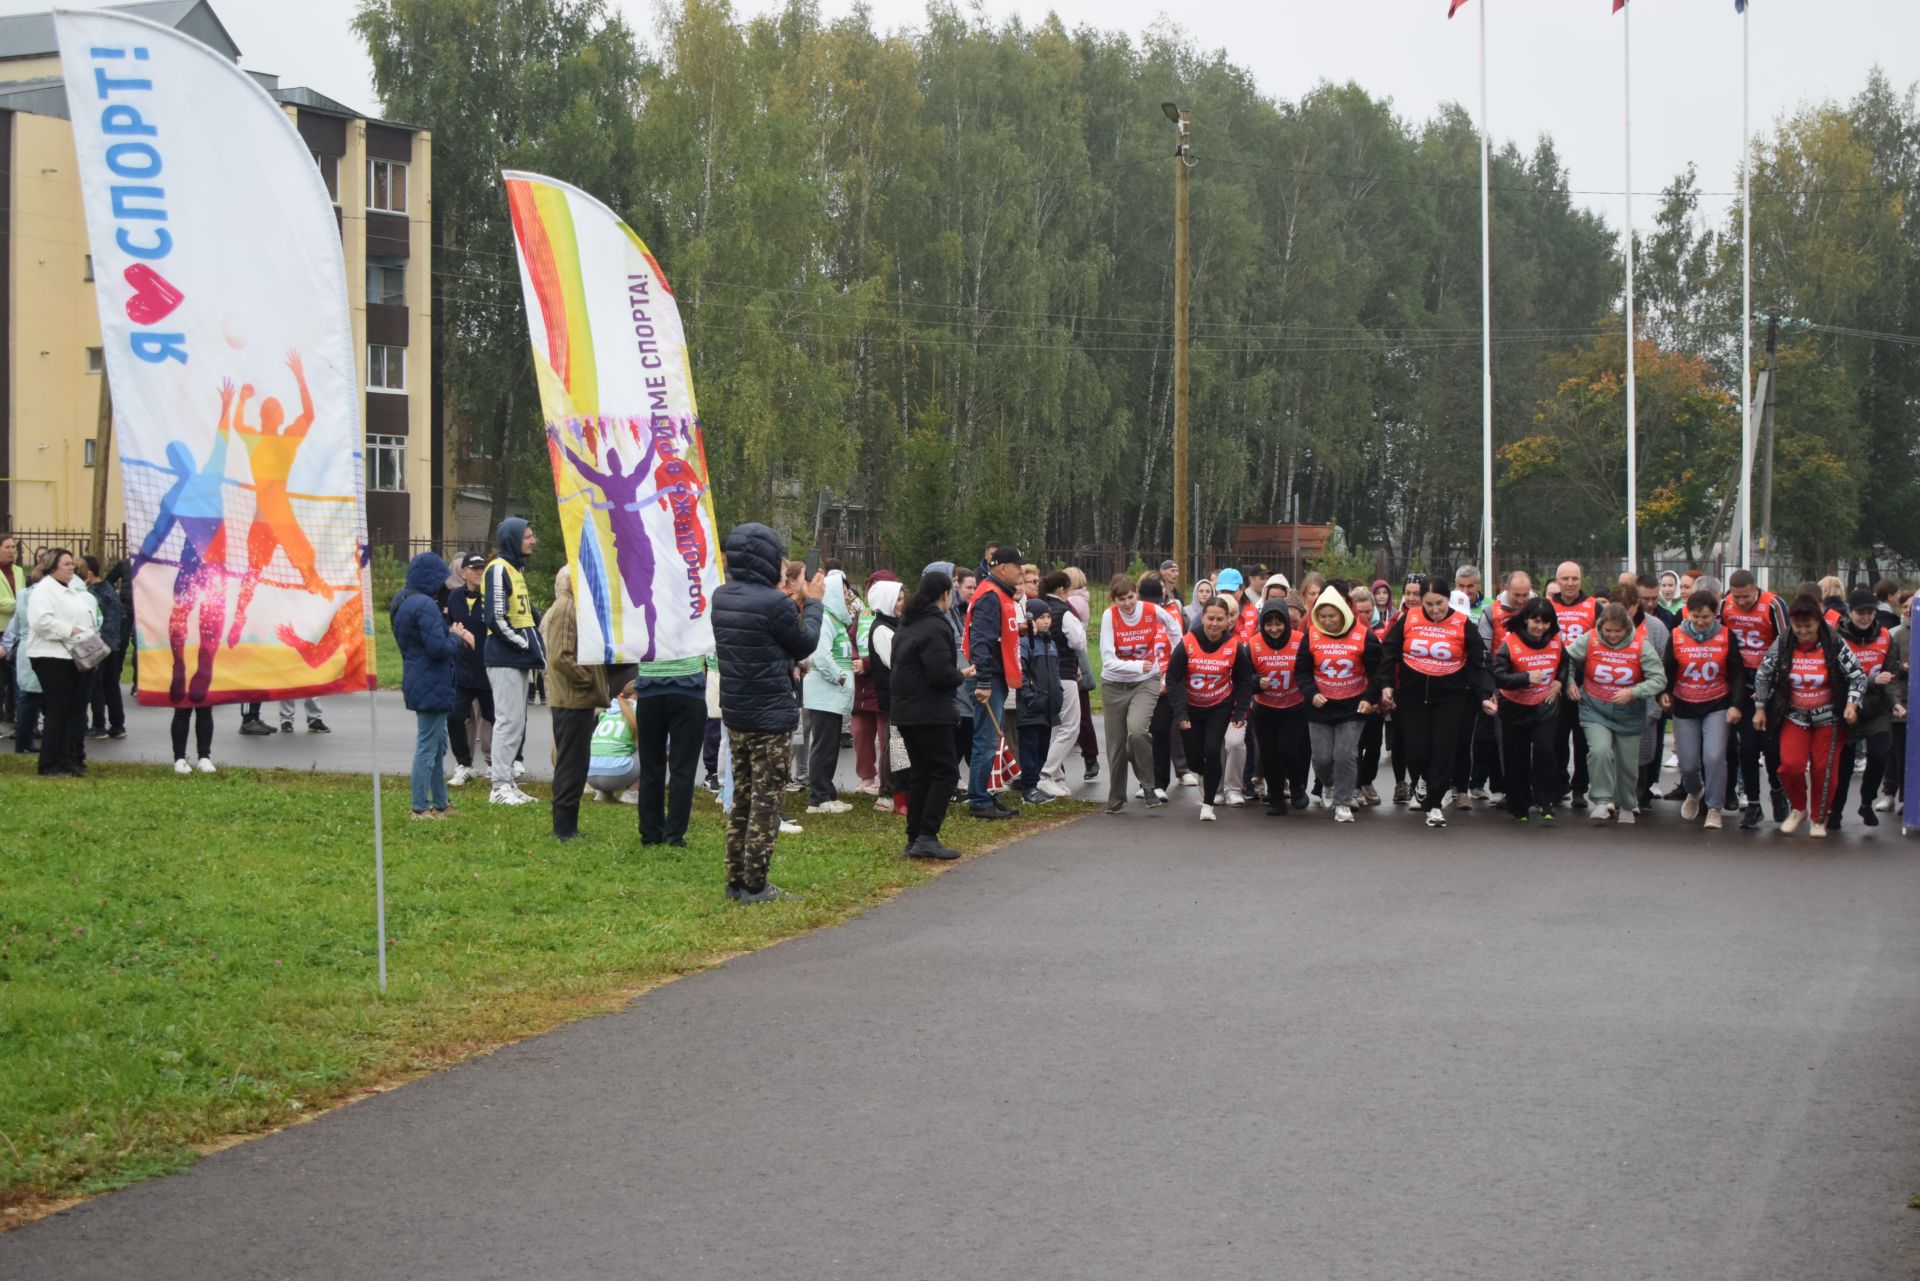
[1565,599,1668,824]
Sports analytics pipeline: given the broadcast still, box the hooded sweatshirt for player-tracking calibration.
[1247,598,1310,713]
[803,569,855,716]
[483,517,545,669]
[1298,586,1381,723]
[924,560,973,719]
[714,523,823,733]
[1489,611,1568,727]
[1565,622,1667,733]
[391,552,461,713]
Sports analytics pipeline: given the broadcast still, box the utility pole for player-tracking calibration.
[1756,313,1780,589]
[88,376,113,561]
[1164,101,1191,571]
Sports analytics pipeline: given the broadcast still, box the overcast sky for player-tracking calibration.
[28,0,1918,233]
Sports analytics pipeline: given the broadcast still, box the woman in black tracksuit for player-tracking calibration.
[1165,597,1253,820]
[1488,597,1570,821]
[1247,597,1312,815]
[1378,579,1493,827]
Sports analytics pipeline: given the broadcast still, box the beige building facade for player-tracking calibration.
[0,0,438,551]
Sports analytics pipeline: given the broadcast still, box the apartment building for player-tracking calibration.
[0,0,437,549]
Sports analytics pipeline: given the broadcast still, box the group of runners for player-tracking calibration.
[1098,560,1911,838]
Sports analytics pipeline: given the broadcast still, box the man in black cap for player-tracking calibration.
[445,552,495,786]
[965,543,1026,818]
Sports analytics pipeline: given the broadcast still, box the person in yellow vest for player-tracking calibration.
[484,517,545,805]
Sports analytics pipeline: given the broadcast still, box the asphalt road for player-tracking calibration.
[6,792,1920,1280]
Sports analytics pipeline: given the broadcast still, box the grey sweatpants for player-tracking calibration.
[1103,678,1158,807]
[488,667,532,789]
[1309,718,1364,806]
[1672,714,1732,813]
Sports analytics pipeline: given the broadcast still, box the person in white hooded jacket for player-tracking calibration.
[801,569,855,813]
[26,548,101,777]
[1100,573,1170,813]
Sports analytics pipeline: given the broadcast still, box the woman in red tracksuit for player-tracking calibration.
[1752,595,1866,838]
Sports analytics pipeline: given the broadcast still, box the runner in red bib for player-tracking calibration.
[1660,588,1747,827]
[1248,597,1311,815]
[1829,588,1908,828]
[1378,581,1491,828]
[1488,597,1568,821]
[1300,587,1382,822]
[1720,569,1789,828]
[1753,596,1866,838]
[1164,598,1252,820]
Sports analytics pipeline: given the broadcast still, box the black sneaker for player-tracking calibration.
[239,718,275,736]
[279,719,294,734]
[1770,788,1788,822]
[703,773,720,793]
[1660,784,1688,801]
[1020,790,1054,806]
[725,882,743,901]
[1826,808,1844,831]
[1083,760,1100,782]
[1860,804,1880,828]
[736,883,799,904]
[993,795,1019,814]
[907,835,961,860]
[1740,803,1763,830]
[1570,793,1589,810]
[108,727,127,739]
[1291,790,1309,810]
[1266,801,1289,817]
[968,804,1013,821]
[307,719,331,734]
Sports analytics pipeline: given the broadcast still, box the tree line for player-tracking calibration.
[355,0,1920,580]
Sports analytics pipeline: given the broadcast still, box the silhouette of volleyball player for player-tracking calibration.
[227,350,328,648]
[139,380,238,704]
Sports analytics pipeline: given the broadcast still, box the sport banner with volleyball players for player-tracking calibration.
[55,9,372,706]
[503,171,721,665]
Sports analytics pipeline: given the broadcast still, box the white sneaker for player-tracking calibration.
[1617,808,1636,825]
[778,818,804,835]
[1469,787,1491,802]
[173,758,192,775]
[1703,810,1723,830]
[1405,789,1423,811]
[1681,793,1701,821]
[586,788,605,803]
[873,795,893,812]
[1809,820,1829,838]
[512,759,526,779]
[1180,771,1201,788]
[1425,806,1447,828]
[1222,788,1246,808]
[447,765,472,786]
[1590,804,1614,823]
[1875,795,1895,812]
[1781,808,1806,835]
[1330,805,1352,823]
[490,786,534,806]
[1664,753,1679,770]
[1036,777,1071,799]
[1199,803,1216,822]
[196,757,216,774]
[806,799,853,815]
[855,777,880,796]
[620,790,640,805]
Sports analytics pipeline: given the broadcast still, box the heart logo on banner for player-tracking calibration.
[123,262,185,325]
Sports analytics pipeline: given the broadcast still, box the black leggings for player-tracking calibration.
[900,722,959,842]
[171,706,212,760]
[1831,730,1891,818]
[1398,694,1468,803]
[1151,694,1176,790]
[1500,709,1562,816]
[1733,690,1781,802]
[1357,714,1384,787]
[1251,704,1310,808]
[1180,701,1236,803]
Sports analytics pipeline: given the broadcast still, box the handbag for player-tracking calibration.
[68,632,110,672]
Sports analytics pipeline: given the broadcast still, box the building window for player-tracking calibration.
[367,435,406,492]
[83,254,93,281]
[368,344,405,392]
[86,347,104,374]
[367,261,406,305]
[368,158,407,214]
[312,152,339,205]
[84,438,97,468]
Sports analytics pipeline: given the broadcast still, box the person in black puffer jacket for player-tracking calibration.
[713,523,824,903]
[890,569,965,859]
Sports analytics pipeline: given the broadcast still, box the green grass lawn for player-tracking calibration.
[0,757,1089,1216]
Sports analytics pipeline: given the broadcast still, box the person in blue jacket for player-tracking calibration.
[392,552,473,819]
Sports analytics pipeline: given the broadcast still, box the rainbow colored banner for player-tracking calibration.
[504,172,721,664]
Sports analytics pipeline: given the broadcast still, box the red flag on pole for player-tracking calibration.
[1449,0,1469,15]
[1613,0,1626,10]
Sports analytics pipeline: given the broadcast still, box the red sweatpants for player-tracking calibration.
[851,709,889,787]
[1778,720,1841,819]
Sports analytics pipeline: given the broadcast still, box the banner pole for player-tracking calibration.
[1739,3,1754,571]
[370,681,388,994]
[1622,0,1638,572]
[1477,0,1494,584]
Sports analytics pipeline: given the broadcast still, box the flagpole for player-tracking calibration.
[1478,0,1494,583]
[1739,1,1754,572]
[1622,0,1638,572]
